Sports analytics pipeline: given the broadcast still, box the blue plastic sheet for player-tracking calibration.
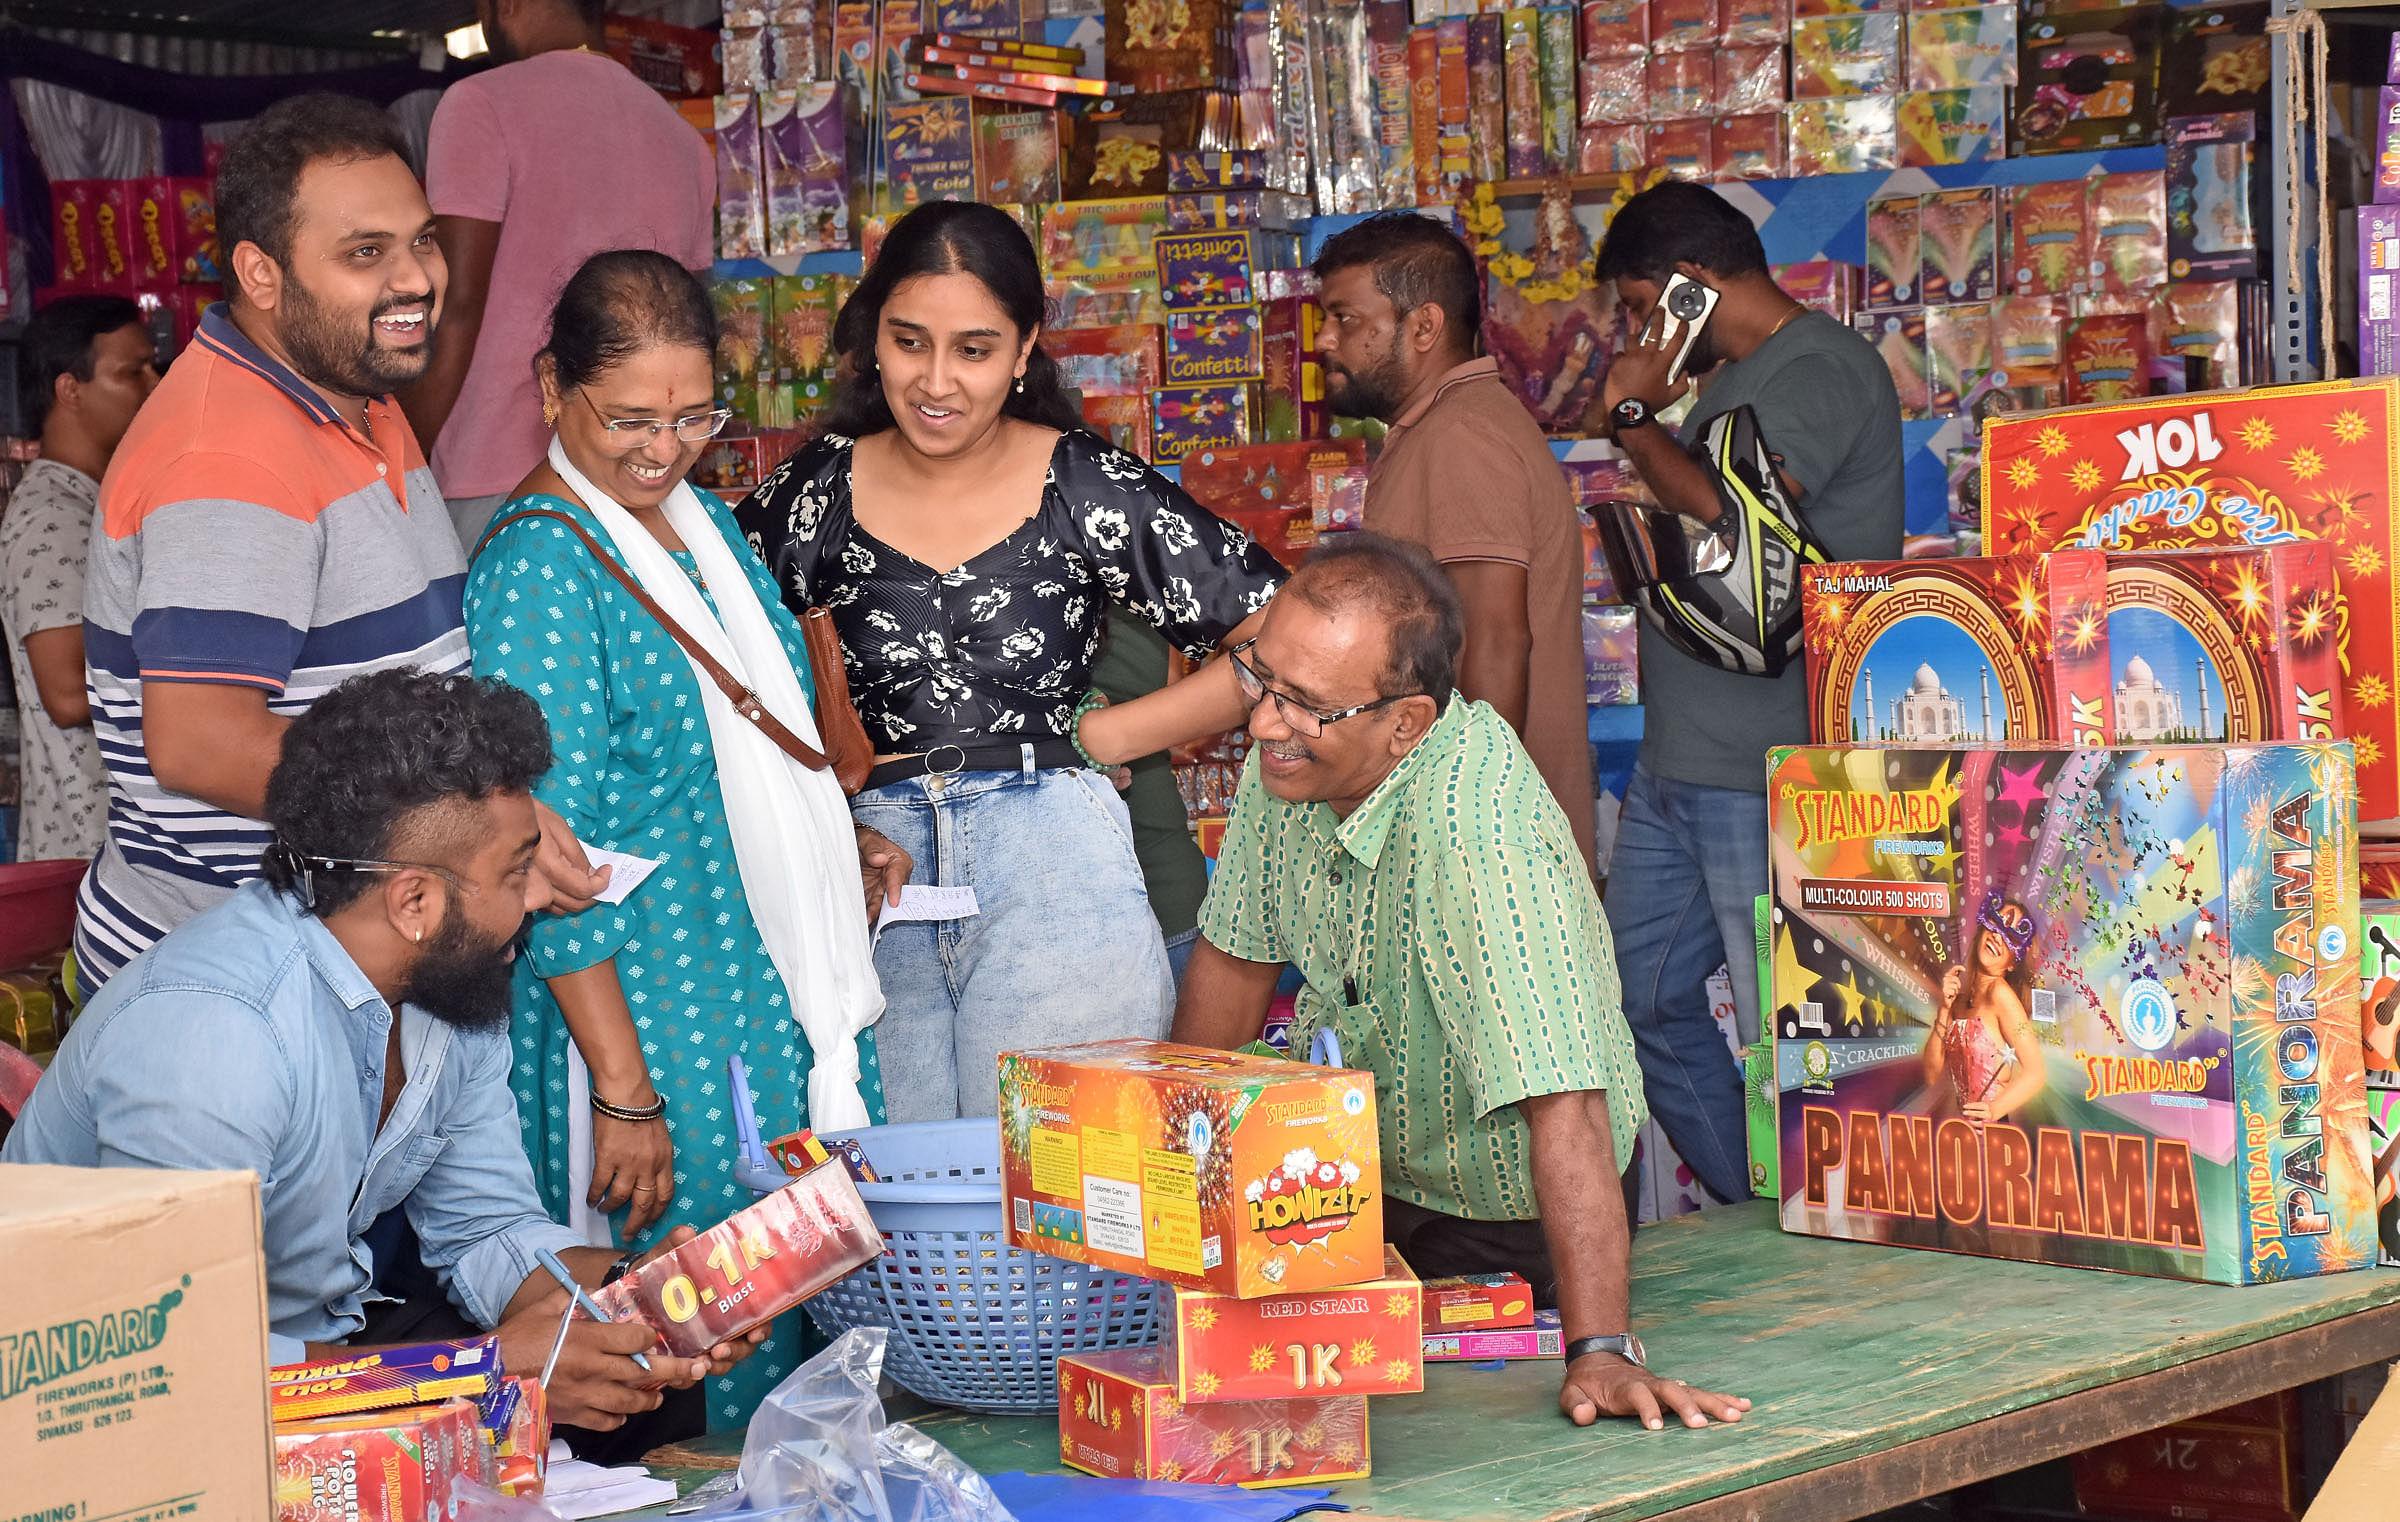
[982,1473,1347,1522]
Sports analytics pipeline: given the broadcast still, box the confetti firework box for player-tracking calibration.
[1152,382,1258,464]
[1980,379,2400,819]
[1766,742,2372,1285]
[1058,1347,1369,1488]
[1156,229,1273,310]
[999,1039,1383,1296]
[2102,546,2343,749]
[1420,1272,1536,1332]
[1801,553,2113,746]
[1166,306,1265,384]
[587,1160,880,1356]
[1423,1308,1563,1362]
[269,1335,501,1424]
[1166,1244,1422,1402]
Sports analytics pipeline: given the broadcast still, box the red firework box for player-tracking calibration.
[999,1039,1383,1297]
[1982,378,2396,816]
[1057,1346,1371,1488]
[585,1159,880,1356]
[272,1397,487,1522]
[2102,545,2343,749]
[1803,554,2113,746]
[1166,1243,1423,1402]
[1419,1271,1536,1333]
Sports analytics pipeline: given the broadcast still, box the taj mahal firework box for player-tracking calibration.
[1767,743,2373,1283]
[1000,1040,1382,1297]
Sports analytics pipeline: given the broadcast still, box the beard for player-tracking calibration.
[399,905,531,1034]
[1323,339,1411,422]
[279,273,434,398]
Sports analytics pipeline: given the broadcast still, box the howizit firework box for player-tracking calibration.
[1767,744,2373,1283]
[1000,1040,1382,1297]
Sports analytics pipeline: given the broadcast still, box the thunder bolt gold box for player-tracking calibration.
[1767,743,2372,1284]
[1000,1039,1383,1297]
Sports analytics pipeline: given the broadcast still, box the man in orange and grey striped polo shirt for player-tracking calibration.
[78,93,602,993]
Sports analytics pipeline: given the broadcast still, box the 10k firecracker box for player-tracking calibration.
[1000,1039,1382,1296]
[2103,545,2342,748]
[1167,1244,1422,1402]
[1766,744,2373,1284]
[1981,378,2400,820]
[1056,1347,1370,1488]
[1802,553,2113,746]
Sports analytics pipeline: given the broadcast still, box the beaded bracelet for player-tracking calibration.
[1069,689,1109,769]
[591,1090,667,1123]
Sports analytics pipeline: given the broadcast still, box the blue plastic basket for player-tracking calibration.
[802,1118,1162,1414]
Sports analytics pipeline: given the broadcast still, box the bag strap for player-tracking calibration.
[476,507,833,773]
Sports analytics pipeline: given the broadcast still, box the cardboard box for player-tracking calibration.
[2310,1355,2400,1521]
[1,1165,273,1519]
[1167,1244,1421,1402]
[1801,553,2111,745]
[1981,379,2400,819]
[1423,1307,1562,1361]
[1767,743,2373,1284]
[1057,1346,1369,1487]
[588,1161,880,1356]
[2102,545,2343,747]
[999,1039,1382,1296]
[1420,1272,1535,1332]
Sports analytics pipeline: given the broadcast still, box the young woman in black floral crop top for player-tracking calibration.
[737,201,1285,1123]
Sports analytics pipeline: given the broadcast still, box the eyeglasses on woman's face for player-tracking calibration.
[582,389,732,445]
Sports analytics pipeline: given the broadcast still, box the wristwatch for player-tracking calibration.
[1565,1333,1648,1367]
[601,1250,641,1286]
[1609,396,1656,439]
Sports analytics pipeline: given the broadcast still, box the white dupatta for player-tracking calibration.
[548,438,883,1129]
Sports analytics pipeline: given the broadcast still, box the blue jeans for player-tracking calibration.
[1603,765,1764,1207]
[853,765,1173,1121]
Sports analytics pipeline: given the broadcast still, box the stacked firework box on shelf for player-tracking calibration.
[705,271,855,474]
[46,171,224,349]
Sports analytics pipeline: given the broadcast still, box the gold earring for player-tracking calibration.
[542,402,558,426]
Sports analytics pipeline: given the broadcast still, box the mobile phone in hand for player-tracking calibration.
[1657,273,1720,383]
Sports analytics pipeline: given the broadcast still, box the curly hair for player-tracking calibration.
[259,668,554,917]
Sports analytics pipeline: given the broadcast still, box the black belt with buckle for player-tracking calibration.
[860,739,1086,792]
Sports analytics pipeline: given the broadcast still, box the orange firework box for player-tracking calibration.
[1419,1272,1536,1333]
[1056,1346,1371,1489]
[1167,1244,1423,1402]
[272,1397,486,1522]
[1981,377,2400,819]
[999,1039,1382,1297]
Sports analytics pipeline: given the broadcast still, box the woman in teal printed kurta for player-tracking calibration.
[463,253,896,1430]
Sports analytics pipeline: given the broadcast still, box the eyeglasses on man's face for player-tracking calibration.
[1226,638,1414,739]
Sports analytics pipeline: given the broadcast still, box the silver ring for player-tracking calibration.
[923,744,966,776]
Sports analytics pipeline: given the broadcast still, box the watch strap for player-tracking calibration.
[1566,1333,1646,1367]
[601,1250,640,1286]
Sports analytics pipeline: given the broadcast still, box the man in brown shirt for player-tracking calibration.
[1313,213,1595,870]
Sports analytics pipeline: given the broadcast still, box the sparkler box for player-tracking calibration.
[1982,378,2400,821]
[1766,743,2373,1284]
[1802,553,2113,746]
[1057,1346,1370,1488]
[2102,545,2343,748]
[999,1039,1383,1297]
[586,1160,880,1356]
[1166,1243,1422,1402]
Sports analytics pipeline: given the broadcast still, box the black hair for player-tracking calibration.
[216,92,411,271]
[1310,211,1482,351]
[21,293,146,434]
[1289,532,1464,712]
[542,248,718,393]
[259,668,554,918]
[1594,181,1769,286]
[820,200,1084,438]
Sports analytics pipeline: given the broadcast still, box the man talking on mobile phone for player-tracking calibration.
[1590,182,1904,1207]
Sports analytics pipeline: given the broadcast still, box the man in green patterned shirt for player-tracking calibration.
[1174,535,1748,1432]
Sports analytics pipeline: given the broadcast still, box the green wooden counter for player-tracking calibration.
[642,1201,2400,1522]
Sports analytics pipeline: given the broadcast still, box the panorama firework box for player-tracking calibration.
[1166,1244,1422,1402]
[999,1039,1383,1297]
[0,1165,274,1519]
[1981,378,2400,820]
[1802,553,2114,747]
[1056,1346,1370,1488]
[1766,743,2373,1284]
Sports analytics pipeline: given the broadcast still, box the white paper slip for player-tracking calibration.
[881,884,980,924]
[541,1459,679,1519]
[585,847,664,906]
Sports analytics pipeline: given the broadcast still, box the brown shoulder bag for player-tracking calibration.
[477,507,875,795]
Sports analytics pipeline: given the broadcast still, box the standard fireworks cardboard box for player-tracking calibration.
[1766,743,2373,1284]
[1,1165,273,1518]
[1801,553,2113,746]
[2102,545,2343,747]
[1057,1346,1369,1487]
[1982,378,2400,820]
[999,1039,1382,1296]
[1166,1243,1422,1402]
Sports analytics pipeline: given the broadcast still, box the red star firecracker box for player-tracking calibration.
[2101,545,2343,748]
[1166,1243,1422,1402]
[1802,554,2114,746]
[1056,1346,1371,1488]
[1766,743,2374,1284]
[1000,1039,1382,1297]
[585,1159,881,1356]
[1981,378,2400,821]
